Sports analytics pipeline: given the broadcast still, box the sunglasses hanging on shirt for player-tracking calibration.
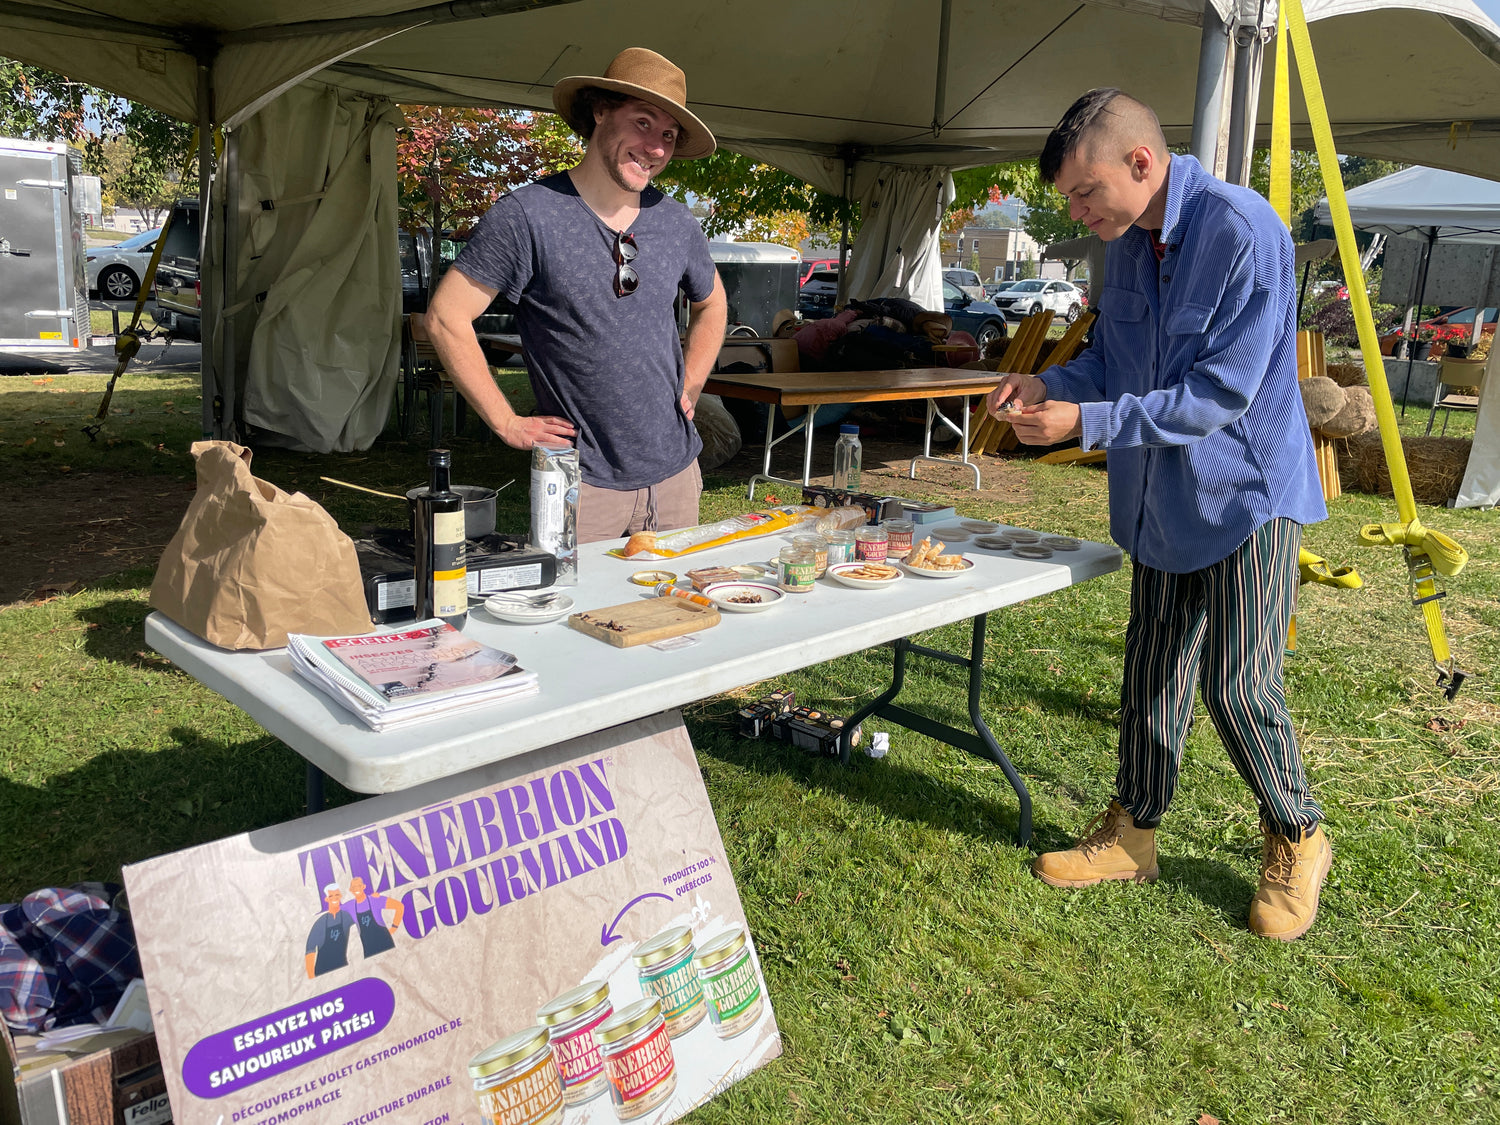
[614,229,639,298]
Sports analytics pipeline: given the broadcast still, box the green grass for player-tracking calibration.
[2,372,1497,1123]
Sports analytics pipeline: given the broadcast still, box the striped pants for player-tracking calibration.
[1116,517,1322,837]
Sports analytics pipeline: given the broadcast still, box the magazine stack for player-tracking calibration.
[287,619,539,731]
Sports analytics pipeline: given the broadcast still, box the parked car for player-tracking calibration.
[986,280,1018,299]
[85,227,160,301]
[988,278,1085,322]
[943,268,986,302]
[1377,306,1497,355]
[153,198,202,338]
[943,280,1008,351]
[797,268,842,320]
[800,258,838,286]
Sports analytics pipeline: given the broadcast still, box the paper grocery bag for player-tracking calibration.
[149,441,373,649]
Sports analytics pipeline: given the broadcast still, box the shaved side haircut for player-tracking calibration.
[1039,88,1168,184]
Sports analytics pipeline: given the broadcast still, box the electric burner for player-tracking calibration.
[356,528,558,624]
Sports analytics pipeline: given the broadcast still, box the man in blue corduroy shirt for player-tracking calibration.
[989,89,1330,941]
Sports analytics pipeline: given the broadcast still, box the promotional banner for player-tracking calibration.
[124,712,780,1125]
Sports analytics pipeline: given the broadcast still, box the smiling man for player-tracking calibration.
[987,89,1330,941]
[427,47,727,542]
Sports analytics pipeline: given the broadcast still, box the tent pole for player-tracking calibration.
[1225,16,1267,187]
[1189,0,1230,169]
[222,127,239,441]
[836,154,854,307]
[196,57,218,439]
[1399,226,1437,417]
[931,0,952,136]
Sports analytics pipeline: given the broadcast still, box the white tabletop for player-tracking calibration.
[146,529,1122,793]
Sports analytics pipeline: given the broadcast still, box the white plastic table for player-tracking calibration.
[147,530,1122,844]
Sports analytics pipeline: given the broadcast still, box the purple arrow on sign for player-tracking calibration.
[601,892,673,946]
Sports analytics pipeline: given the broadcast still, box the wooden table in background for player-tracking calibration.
[704,367,1003,496]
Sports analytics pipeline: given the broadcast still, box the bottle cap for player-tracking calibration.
[839,424,859,435]
[428,448,451,465]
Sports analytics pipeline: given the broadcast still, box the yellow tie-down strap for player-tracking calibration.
[1281,0,1469,697]
[1298,548,1363,589]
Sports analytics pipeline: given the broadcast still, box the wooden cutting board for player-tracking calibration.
[568,597,720,647]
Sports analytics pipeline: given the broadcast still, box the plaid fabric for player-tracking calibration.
[0,884,140,1032]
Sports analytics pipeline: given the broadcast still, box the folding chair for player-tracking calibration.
[399,312,467,444]
[1425,357,1486,436]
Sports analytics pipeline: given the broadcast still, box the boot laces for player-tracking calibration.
[1077,805,1124,858]
[1261,833,1304,893]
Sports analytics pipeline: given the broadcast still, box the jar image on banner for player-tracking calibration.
[694,927,765,1040]
[535,981,613,1106]
[467,1026,564,1125]
[595,997,678,1121]
[632,925,707,1037]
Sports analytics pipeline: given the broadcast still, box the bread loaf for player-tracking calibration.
[622,531,658,558]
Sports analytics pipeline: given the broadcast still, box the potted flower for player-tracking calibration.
[1432,323,1472,359]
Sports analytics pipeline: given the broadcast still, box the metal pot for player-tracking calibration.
[406,484,497,540]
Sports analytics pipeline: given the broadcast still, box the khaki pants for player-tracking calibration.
[576,460,702,544]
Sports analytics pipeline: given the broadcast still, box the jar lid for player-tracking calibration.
[632,925,694,966]
[536,980,610,1026]
[839,424,859,434]
[693,927,747,969]
[468,1026,550,1078]
[854,526,887,537]
[823,529,854,541]
[595,997,662,1046]
[791,534,827,546]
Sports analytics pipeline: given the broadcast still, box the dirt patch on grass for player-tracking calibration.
[0,472,194,603]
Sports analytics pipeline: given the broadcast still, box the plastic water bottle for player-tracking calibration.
[832,424,862,492]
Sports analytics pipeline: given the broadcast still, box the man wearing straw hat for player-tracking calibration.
[988,89,1330,941]
[427,47,727,542]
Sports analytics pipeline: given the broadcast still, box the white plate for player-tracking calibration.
[484,592,575,623]
[903,557,976,578]
[702,581,785,612]
[826,562,904,589]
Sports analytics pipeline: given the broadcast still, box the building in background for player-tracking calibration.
[946,226,1065,282]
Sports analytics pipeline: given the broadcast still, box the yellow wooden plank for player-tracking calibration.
[1038,446,1107,465]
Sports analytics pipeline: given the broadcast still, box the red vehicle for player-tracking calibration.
[799,258,838,286]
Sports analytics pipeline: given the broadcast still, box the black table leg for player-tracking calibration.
[837,613,1032,846]
[306,763,326,814]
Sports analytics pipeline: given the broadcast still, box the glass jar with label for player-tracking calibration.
[468,1026,565,1125]
[854,526,889,562]
[823,529,855,566]
[535,981,612,1106]
[694,927,766,1040]
[632,926,707,1037]
[777,546,817,593]
[791,534,829,577]
[594,998,678,1121]
[882,518,915,559]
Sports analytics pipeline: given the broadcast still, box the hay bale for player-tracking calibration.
[1335,432,1472,506]
[1320,384,1376,438]
[1300,375,1345,429]
[1326,362,1367,387]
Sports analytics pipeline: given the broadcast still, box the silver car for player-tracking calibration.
[942,268,986,302]
[85,227,160,301]
[988,278,1086,323]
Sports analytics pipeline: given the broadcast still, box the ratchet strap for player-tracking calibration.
[1278,0,1468,697]
[94,129,219,421]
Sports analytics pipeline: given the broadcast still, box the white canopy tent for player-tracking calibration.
[1316,166,1500,509]
[3,0,1500,450]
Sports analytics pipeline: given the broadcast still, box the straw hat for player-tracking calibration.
[552,47,716,160]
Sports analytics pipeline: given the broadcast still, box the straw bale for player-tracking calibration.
[1300,375,1345,429]
[1335,432,1472,506]
[1326,362,1367,387]
[1320,384,1376,438]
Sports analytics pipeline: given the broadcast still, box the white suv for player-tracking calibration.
[989,279,1086,323]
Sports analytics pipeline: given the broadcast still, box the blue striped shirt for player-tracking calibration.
[1040,154,1326,573]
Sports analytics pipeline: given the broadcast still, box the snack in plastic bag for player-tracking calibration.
[608,507,812,561]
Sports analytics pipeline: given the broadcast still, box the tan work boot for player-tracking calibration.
[1248,824,1332,941]
[1032,801,1159,888]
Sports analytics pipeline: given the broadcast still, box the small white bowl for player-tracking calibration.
[827,562,904,589]
[702,581,784,613]
[484,592,575,624]
[903,557,976,578]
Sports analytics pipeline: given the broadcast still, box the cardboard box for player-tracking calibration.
[1,1025,167,1125]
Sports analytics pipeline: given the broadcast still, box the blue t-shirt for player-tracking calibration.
[454,172,717,490]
